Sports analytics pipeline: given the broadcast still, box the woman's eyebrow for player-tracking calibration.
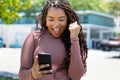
[59,16,66,18]
[47,16,53,18]
[47,16,66,18]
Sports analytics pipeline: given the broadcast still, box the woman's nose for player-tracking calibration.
[54,21,60,27]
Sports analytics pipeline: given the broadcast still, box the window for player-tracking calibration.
[103,32,111,39]
[14,17,36,24]
[90,28,100,39]
[77,14,88,23]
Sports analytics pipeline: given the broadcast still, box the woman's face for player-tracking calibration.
[46,7,67,38]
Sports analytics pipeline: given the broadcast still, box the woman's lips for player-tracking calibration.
[53,28,61,35]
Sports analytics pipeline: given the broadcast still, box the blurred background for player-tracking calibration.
[0,0,120,80]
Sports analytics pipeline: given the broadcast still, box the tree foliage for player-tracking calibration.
[22,0,45,19]
[68,0,120,16]
[68,0,110,13]
[0,0,31,24]
[31,0,119,16]
[0,0,120,24]
[107,0,120,16]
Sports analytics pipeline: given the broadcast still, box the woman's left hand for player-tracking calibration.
[69,21,81,39]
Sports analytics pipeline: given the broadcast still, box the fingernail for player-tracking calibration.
[46,64,50,66]
[50,70,53,72]
[36,55,38,58]
[75,21,77,23]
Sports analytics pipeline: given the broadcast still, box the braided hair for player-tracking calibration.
[36,0,88,77]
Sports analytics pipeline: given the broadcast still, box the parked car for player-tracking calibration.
[100,37,120,51]
[0,37,3,48]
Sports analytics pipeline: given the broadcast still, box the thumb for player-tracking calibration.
[34,55,39,65]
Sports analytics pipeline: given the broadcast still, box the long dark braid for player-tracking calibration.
[36,0,88,76]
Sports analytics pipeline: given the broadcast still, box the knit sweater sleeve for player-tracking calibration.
[19,31,40,80]
[68,37,85,80]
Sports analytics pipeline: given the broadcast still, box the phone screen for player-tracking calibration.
[38,53,52,71]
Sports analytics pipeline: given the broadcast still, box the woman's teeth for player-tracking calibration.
[54,28,60,31]
[53,28,60,34]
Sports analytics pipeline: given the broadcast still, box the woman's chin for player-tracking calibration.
[52,34,60,38]
[51,32,61,38]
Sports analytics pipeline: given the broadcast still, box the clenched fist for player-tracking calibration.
[69,21,81,39]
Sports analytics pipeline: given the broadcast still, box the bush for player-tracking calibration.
[0,76,18,80]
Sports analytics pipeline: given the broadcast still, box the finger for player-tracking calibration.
[34,55,39,65]
[69,21,78,29]
[40,64,50,69]
[39,70,52,74]
[73,22,79,28]
[74,21,77,24]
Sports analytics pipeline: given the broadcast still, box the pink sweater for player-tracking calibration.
[19,30,84,80]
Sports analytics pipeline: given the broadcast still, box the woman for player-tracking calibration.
[19,0,87,80]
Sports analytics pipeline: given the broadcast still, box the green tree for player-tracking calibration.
[107,0,120,16]
[68,0,120,16]
[68,0,110,13]
[0,0,31,24]
[24,0,110,20]
[22,0,45,19]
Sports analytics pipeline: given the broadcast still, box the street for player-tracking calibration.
[0,48,120,80]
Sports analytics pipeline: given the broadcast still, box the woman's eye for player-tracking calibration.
[59,19,64,21]
[48,19,54,21]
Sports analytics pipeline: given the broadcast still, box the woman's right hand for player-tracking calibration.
[31,55,52,79]
[69,21,81,39]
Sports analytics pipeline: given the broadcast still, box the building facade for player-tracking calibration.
[0,10,115,48]
[76,10,115,48]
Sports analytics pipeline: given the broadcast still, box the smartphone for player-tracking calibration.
[38,53,52,71]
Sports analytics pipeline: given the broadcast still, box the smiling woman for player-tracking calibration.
[19,0,87,80]
[46,7,67,38]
